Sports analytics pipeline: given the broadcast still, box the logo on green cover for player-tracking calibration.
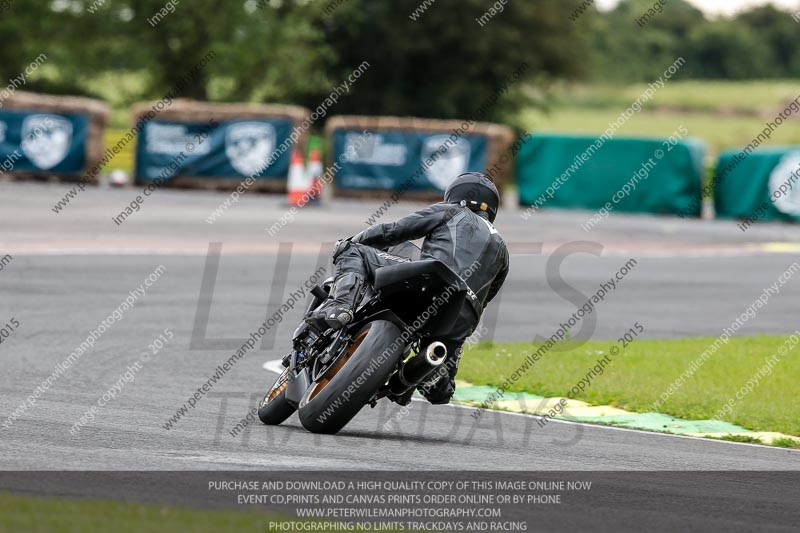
[768,151,800,216]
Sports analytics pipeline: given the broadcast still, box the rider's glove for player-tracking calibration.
[349,231,365,244]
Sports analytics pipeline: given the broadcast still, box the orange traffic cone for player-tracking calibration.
[287,149,311,207]
[306,147,324,204]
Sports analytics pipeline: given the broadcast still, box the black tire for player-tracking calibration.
[298,320,404,434]
[258,368,296,425]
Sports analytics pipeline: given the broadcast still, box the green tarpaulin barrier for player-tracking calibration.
[714,147,800,224]
[517,134,705,217]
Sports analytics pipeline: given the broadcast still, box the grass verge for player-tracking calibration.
[0,492,286,533]
[521,108,800,157]
[103,128,137,174]
[545,80,799,115]
[459,335,799,437]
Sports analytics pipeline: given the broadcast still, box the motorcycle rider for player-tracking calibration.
[306,172,509,405]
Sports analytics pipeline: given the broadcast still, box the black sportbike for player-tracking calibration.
[257,243,473,434]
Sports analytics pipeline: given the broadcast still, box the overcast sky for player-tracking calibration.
[597,0,799,16]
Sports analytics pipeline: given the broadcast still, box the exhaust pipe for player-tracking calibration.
[388,342,447,395]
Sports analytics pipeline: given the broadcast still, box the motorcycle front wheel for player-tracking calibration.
[258,367,297,425]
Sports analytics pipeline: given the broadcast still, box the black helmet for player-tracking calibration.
[444,172,500,222]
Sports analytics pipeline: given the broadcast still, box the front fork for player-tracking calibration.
[284,365,310,408]
[282,282,344,408]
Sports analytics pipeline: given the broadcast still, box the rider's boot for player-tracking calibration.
[306,272,364,330]
[388,387,415,407]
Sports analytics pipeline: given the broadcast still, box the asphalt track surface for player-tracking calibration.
[1,182,800,473]
[2,182,800,476]
[2,182,800,530]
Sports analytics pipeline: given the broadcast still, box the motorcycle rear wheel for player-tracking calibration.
[298,320,403,434]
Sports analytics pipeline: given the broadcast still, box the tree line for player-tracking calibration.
[2,0,797,126]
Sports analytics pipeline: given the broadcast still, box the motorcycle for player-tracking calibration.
[257,242,473,434]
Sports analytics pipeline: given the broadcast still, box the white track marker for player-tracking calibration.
[262,359,284,374]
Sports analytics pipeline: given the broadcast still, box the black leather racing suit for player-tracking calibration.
[334,202,510,404]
